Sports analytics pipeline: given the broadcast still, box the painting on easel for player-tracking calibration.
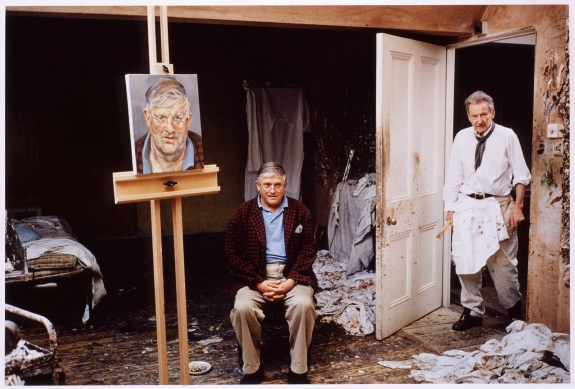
[126,74,204,175]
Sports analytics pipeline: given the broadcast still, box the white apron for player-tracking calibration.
[451,193,509,275]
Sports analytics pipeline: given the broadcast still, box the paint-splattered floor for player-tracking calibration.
[6,233,514,385]
[12,280,425,385]
[9,282,516,385]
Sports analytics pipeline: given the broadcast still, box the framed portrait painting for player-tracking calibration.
[126,74,204,175]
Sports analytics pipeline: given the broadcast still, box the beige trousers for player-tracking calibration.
[230,263,317,374]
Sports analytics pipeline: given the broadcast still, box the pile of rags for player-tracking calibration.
[313,250,376,336]
[379,321,570,384]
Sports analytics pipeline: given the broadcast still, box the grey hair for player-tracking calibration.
[256,162,287,183]
[145,77,191,114]
[465,91,494,113]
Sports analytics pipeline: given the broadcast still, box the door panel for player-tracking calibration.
[375,33,446,339]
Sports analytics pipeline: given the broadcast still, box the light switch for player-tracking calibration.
[547,123,563,138]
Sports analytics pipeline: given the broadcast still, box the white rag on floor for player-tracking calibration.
[313,251,376,336]
[379,321,570,384]
[243,83,310,201]
[451,194,509,275]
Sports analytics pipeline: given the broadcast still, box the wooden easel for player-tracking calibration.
[112,6,220,385]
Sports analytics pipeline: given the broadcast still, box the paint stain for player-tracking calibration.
[541,160,558,189]
[548,196,562,207]
[537,142,545,155]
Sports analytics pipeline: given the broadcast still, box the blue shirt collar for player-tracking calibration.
[257,194,289,213]
[142,132,195,174]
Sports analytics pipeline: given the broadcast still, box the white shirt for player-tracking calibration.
[443,123,531,212]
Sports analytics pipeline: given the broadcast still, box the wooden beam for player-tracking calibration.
[6,5,488,36]
[7,6,148,20]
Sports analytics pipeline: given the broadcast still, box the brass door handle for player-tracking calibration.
[387,217,397,226]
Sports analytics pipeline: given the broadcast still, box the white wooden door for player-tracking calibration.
[375,33,447,339]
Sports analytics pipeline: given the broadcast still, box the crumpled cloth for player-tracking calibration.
[378,360,412,369]
[313,250,346,290]
[328,174,377,275]
[13,216,73,240]
[24,238,107,309]
[313,251,376,336]
[14,216,107,312]
[403,321,570,384]
[451,194,509,275]
[6,339,45,362]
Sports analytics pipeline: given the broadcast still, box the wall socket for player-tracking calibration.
[547,123,564,138]
[553,141,564,156]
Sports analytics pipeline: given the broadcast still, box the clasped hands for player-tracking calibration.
[256,279,296,302]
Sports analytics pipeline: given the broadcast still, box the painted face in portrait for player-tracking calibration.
[143,98,192,161]
[467,101,495,135]
[256,173,287,211]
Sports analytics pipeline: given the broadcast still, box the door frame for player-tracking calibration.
[441,27,537,307]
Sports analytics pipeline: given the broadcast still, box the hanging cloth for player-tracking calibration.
[328,174,377,275]
[243,81,310,201]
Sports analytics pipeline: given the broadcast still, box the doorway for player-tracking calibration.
[449,36,535,315]
[375,31,536,339]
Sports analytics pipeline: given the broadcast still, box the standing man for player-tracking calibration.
[135,77,203,174]
[443,91,531,331]
[226,162,317,384]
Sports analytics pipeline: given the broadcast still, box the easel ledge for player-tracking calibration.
[113,164,220,204]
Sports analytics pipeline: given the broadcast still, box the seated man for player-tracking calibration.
[225,162,318,385]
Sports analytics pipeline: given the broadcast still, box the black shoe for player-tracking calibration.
[239,366,264,385]
[507,300,524,324]
[288,369,310,384]
[452,308,483,331]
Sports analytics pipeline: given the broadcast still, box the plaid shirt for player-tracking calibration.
[134,131,204,174]
[225,196,317,301]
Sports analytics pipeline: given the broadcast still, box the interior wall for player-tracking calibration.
[5,16,146,237]
[5,15,375,239]
[5,5,568,333]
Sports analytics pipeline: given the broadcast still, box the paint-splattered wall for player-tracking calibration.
[559,35,570,288]
[528,16,569,334]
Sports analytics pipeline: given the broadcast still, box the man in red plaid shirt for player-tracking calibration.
[226,162,318,385]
